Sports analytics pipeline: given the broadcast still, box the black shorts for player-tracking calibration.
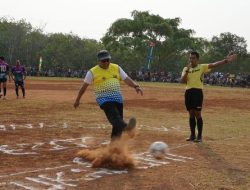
[15,81,24,87]
[0,77,7,83]
[185,88,203,111]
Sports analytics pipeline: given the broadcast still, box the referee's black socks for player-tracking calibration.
[197,117,203,139]
[189,117,196,138]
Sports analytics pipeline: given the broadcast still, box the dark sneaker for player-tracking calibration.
[186,136,196,141]
[194,137,202,143]
[124,117,136,131]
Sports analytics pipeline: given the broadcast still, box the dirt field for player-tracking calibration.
[0,77,249,190]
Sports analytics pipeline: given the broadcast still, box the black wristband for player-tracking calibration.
[134,85,139,88]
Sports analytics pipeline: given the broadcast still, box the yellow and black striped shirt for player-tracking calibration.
[181,64,211,89]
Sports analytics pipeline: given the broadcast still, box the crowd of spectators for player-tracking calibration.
[26,67,86,78]
[26,67,250,88]
[128,70,250,88]
[204,72,250,88]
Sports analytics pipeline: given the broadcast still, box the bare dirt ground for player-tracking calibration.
[0,78,249,190]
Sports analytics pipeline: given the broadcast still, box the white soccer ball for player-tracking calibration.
[149,141,169,159]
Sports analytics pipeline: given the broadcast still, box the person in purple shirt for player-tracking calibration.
[0,56,10,99]
[11,59,26,98]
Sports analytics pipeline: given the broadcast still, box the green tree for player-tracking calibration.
[1,16,249,74]
[0,18,33,64]
[21,29,47,69]
[102,11,196,72]
[0,17,103,73]
[208,32,248,72]
[42,33,103,73]
[42,33,84,70]
[80,39,104,70]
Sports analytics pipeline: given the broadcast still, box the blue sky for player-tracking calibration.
[1,0,250,51]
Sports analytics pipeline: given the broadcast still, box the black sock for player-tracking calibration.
[22,88,25,97]
[189,117,196,138]
[197,117,203,139]
[16,87,19,96]
[3,87,6,96]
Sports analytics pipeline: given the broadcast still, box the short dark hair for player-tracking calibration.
[0,56,5,60]
[190,51,199,59]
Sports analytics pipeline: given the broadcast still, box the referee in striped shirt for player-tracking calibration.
[181,51,237,142]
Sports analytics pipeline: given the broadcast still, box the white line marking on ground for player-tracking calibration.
[0,165,72,179]
[9,182,38,190]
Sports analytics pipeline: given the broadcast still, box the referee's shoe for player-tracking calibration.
[186,135,196,141]
[194,137,202,143]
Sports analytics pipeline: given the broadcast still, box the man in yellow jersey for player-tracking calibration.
[181,51,237,142]
[74,50,143,140]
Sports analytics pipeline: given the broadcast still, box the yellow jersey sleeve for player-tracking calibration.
[201,64,211,73]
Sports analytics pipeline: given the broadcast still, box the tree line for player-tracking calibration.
[0,11,249,74]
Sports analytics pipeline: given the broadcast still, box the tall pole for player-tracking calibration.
[38,56,42,76]
[147,42,155,71]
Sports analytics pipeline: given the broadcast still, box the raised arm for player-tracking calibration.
[208,53,237,69]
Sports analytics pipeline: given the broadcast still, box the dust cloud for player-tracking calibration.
[77,128,137,169]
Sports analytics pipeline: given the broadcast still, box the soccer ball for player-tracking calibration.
[149,141,169,159]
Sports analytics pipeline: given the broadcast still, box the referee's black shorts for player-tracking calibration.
[185,88,203,111]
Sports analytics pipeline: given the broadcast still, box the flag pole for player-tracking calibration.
[146,42,155,71]
[38,56,42,76]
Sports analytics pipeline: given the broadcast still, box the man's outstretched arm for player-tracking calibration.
[208,53,237,69]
